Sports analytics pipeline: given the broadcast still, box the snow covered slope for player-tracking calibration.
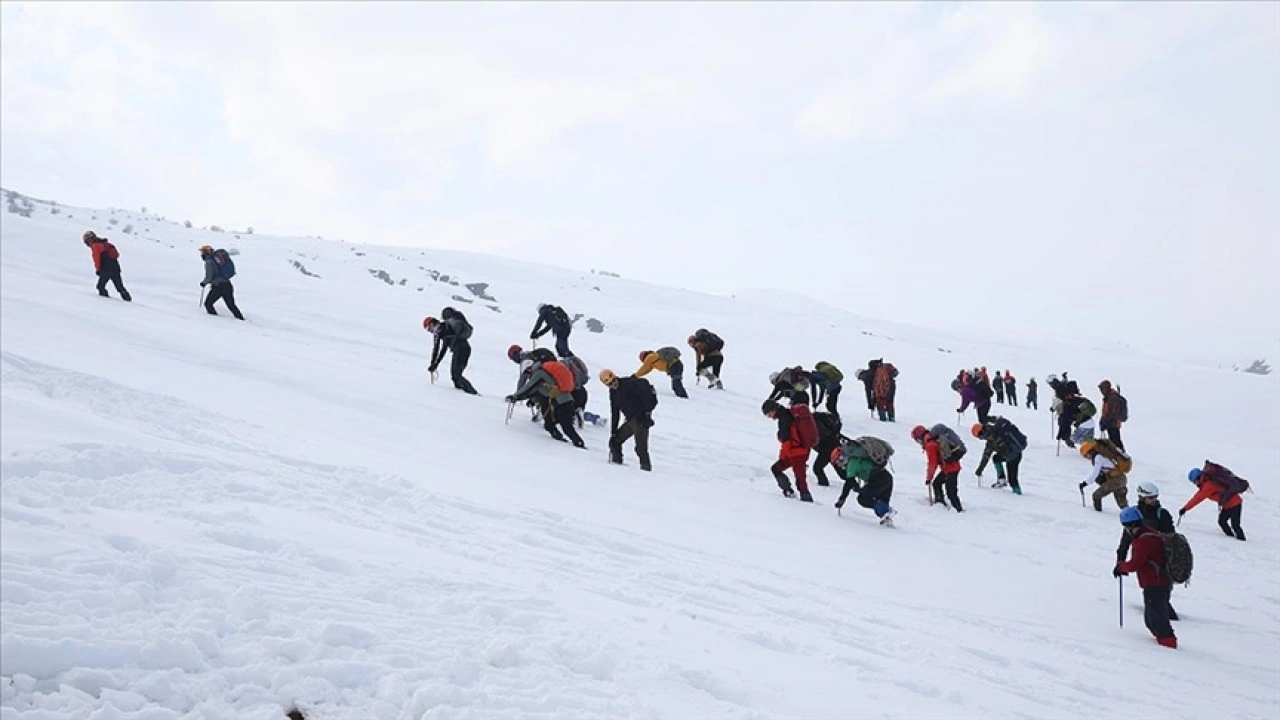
[2,193,1278,720]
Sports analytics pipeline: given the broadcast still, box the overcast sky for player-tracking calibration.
[3,2,1278,364]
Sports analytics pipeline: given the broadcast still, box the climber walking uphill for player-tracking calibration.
[911,424,966,511]
[1025,377,1039,410]
[688,328,725,389]
[1098,380,1129,450]
[424,307,478,395]
[1116,482,1180,622]
[1003,371,1018,407]
[810,410,844,487]
[808,362,843,417]
[857,359,899,421]
[1078,439,1131,511]
[1114,506,1179,649]
[601,369,657,470]
[1181,461,1249,541]
[994,371,1006,404]
[830,436,898,527]
[199,245,243,320]
[530,303,574,357]
[507,357,584,448]
[762,393,819,501]
[83,231,131,301]
[767,366,810,403]
[973,416,1028,495]
[956,369,993,424]
[636,347,688,398]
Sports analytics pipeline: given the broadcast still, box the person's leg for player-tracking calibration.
[609,421,635,463]
[634,420,651,470]
[221,282,245,320]
[96,272,110,296]
[944,471,963,511]
[1006,455,1022,493]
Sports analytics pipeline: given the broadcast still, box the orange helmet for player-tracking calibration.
[971,423,984,439]
[422,316,439,330]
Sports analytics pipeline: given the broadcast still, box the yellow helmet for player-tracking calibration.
[598,369,618,385]
[1079,441,1096,457]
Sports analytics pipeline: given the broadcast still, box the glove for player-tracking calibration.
[1078,481,1088,491]
[975,470,983,478]
[642,414,655,428]
[504,395,516,404]
[834,499,844,510]
[1112,566,1127,578]
[955,408,963,414]
[1178,508,1186,517]
[199,281,207,287]
[428,363,438,373]
[529,333,537,340]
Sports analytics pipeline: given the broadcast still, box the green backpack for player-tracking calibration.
[815,361,844,383]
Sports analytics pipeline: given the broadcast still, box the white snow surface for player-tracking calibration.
[2,196,1278,720]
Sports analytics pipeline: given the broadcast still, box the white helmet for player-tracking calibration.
[1136,482,1160,499]
[768,372,780,385]
[1046,374,1059,383]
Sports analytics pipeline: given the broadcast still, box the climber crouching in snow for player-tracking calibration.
[830,436,898,527]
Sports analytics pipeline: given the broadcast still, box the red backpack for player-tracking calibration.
[790,404,819,450]
[542,361,576,394]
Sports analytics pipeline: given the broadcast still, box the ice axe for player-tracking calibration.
[1118,576,1125,628]
[505,400,515,425]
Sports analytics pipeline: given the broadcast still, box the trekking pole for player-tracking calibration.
[1118,577,1124,628]
[430,370,438,385]
[505,401,515,425]
[199,286,206,307]
[1079,485,1086,508]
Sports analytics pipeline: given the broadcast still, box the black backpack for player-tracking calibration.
[813,412,842,441]
[696,329,724,353]
[991,416,1027,452]
[549,305,571,329]
[453,312,473,340]
[640,378,659,413]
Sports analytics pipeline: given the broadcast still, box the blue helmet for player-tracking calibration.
[1188,468,1203,484]
[1119,506,1143,525]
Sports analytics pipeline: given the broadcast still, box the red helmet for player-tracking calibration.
[910,425,928,443]
[639,350,651,362]
[422,316,438,330]
[507,344,523,361]
[971,423,984,439]
[830,446,846,466]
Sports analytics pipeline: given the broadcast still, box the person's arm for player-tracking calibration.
[1180,484,1214,514]
[976,441,993,475]
[610,389,621,436]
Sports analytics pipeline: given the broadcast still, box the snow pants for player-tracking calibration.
[696,354,723,379]
[204,281,243,320]
[610,417,651,470]
[1093,474,1129,510]
[96,269,130,301]
[448,340,478,395]
[1006,386,1017,406]
[931,471,963,511]
[668,360,688,398]
[1143,585,1176,642]
[1102,422,1125,451]
[1218,504,1245,540]
[812,435,840,486]
[771,445,810,496]
[552,329,572,358]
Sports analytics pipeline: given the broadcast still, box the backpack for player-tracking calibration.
[1092,438,1133,474]
[561,355,589,387]
[639,378,659,413]
[1201,460,1250,504]
[991,416,1028,452]
[929,423,967,462]
[104,243,120,261]
[696,329,724,353]
[1114,393,1129,423]
[1073,397,1096,425]
[549,305,571,329]
[814,361,843,384]
[813,411,842,441]
[791,404,819,450]
[844,435,894,467]
[213,248,236,280]
[452,312,474,341]
[1159,532,1194,586]
[543,361,576,394]
[656,346,681,365]
[529,348,556,363]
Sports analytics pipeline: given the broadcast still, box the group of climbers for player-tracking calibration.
[80,231,245,319]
